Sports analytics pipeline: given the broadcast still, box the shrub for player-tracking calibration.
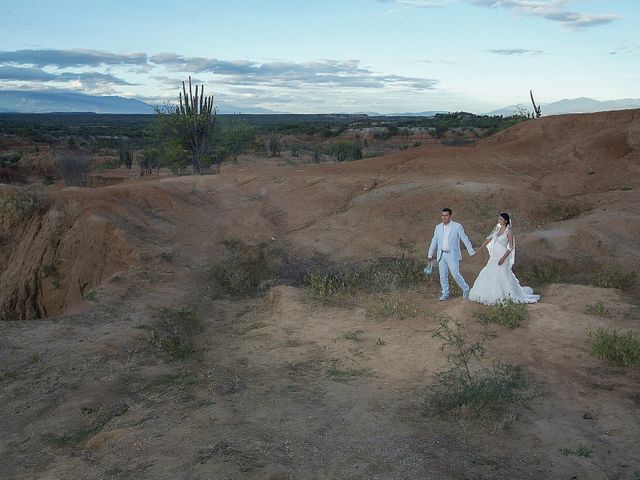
[426,316,529,418]
[548,201,584,221]
[323,140,363,162]
[474,299,527,328]
[210,240,276,298]
[428,362,528,415]
[302,255,424,301]
[365,296,419,320]
[56,150,91,186]
[592,264,636,290]
[0,189,43,223]
[585,302,609,316]
[524,258,572,286]
[587,328,640,366]
[157,308,203,360]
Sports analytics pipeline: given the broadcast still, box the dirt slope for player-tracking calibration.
[1,110,639,479]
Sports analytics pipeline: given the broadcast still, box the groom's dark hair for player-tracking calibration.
[442,208,452,214]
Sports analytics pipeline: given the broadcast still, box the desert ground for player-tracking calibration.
[1,110,639,479]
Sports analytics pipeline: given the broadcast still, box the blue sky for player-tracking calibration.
[0,0,638,114]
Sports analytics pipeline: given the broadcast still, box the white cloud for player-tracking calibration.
[471,0,618,29]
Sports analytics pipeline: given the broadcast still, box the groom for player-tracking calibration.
[427,208,475,301]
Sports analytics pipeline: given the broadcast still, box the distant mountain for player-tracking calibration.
[487,97,640,117]
[386,111,448,117]
[216,105,280,114]
[0,90,155,114]
[0,90,286,115]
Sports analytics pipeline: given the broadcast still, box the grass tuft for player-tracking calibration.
[365,295,419,320]
[587,327,640,366]
[426,316,530,420]
[474,299,527,328]
[585,302,609,316]
[156,308,203,360]
[524,258,572,286]
[210,240,276,298]
[303,255,425,303]
[427,362,529,417]
[592,264,636,290]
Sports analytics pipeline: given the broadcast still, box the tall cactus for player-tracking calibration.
[118,137,133,169]
[176,76,216,174]
[530,90,542,118]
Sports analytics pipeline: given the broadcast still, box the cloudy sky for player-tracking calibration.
[0,0,638,114]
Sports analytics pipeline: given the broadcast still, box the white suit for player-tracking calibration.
[428,221,475,298]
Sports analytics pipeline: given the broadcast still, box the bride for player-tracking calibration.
[468,212,540,305]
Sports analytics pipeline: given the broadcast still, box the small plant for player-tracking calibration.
[158,252,173,263]
[0,189,43,223]
[304,268,360,302]
[525,258,571,285]
[303,255,424,303]
[82,290,98,302]
[592,264,636,290]
[426,316,529,418]
[548,201,584,221]
[560,446,593,458]
[587,327,640,366]
[343,330,365,342]
[365,296,419,320]
[474,299,527,328]
[156,307,203,360]
[56,150,91,186]
[376,338,386,346]
[585,302,609,316]
[326,363,372,383]
[210,240,275,298]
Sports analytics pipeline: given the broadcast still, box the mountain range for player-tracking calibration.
[1,90,639,116]
[0,90,155,114]
[486,97,640,117]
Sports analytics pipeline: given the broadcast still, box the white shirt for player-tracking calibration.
[442,223,450,251]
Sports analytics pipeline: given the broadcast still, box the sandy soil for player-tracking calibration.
[1,110,639,479]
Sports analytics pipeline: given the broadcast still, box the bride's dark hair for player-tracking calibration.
[499,212,510,225]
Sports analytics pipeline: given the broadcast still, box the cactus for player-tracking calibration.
[530,90,542,118]
[118,138,133,169]
[176,76,216,174]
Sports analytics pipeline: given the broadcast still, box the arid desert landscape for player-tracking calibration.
[1,109,640,479]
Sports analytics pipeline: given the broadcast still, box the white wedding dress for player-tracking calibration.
[468,227,539,305]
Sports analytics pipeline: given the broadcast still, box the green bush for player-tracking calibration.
[365,296,419,320]
[427,316,530,419]
[524,258,572,285]
[427,362,528,415]
[210,240,275,298]
[588,327,640,366]
[323,140,363,162]
[474,299,527,328]
[585,302,609,316]
[303,256,424,301]
[0,189,43,223]
[592,264,636,289]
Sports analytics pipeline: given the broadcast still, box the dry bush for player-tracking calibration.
[56,150,92,186]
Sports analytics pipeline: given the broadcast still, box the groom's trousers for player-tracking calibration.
[438,252,469,297]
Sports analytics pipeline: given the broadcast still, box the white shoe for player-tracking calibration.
[439,294,449,301]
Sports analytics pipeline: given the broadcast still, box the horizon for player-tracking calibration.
[1,1,638,114]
